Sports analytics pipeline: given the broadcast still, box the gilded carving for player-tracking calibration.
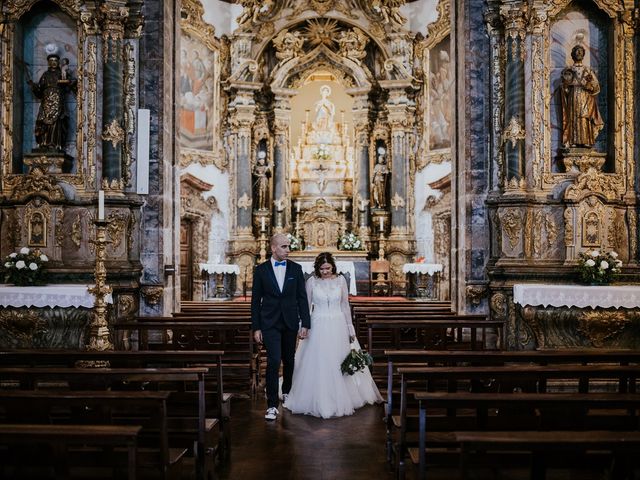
[117,294,137,321]
[0,309,46,347]
[86,41,98,187]
[563,208,573,247]
[181,0,216,46]
[369,0,407,29]
[425,0,450,44]
[490,292,507,321]
[628,209,637,262]
[127,211,136,254]
[564,165,623,203]
[273,29,305,64]
[3,0,82,20]
[102,119,125,150]
[577,310,632,348]
[523,209,533,259]
[390,192,405,211]
[466,285,487,306]
[71,212,82,248]
[337,28,368,65]
[141,285,163,305]
[545,212,557,250]
[11,165,65,202]
[54,209,64,248]
[122,42,136,188]
[106,211,127,251]
[501,208,522,250]
[99,3,129,63]
[502,116,526,149]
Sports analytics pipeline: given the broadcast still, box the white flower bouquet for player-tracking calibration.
[286,232,304,251]
[577,249,621,285]
[3,247,49,286]
[338,231,363,251]
[340,344,373,376]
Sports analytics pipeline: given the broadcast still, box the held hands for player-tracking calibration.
[253,330,263,345]
[299,327,309,340]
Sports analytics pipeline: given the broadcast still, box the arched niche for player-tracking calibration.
[12,1,78,173]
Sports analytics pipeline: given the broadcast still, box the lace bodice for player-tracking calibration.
[305,275,355,336]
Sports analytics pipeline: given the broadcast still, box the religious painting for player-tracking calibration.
[426,34,452,151]
[178,32,216,151]
[28,211,47,247]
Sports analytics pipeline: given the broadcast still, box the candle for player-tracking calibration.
[261,217,265,231]
[295,200,300,213]
[379,217,384,231]
[98,190,105,220]
[341,200,346,212]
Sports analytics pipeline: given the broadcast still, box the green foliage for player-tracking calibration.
[577,249,621,285]
[3,247,49,286]
[340,346,373,376]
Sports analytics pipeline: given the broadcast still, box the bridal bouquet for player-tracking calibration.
[340,343,373,376]
[577,249,622,285]
[3,247,49,286]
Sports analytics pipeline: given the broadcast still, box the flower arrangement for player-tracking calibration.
[287,232,304,251]
[577,249,622,285]
[312,144,331,162]
[3,247,49,286]
[338,231,363,251]
[340,344,373,376]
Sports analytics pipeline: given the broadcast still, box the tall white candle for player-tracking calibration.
[295,200,300,213]
[342,200,346,212]
[261,217,265,231]
[379,216,384,231]
[98,190,105,220]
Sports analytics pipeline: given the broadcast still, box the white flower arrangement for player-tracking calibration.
[2,247,49,286]
[338,231,363,251]
[577,249,622,285]
[286,233,304,251]
[312,144,331,162]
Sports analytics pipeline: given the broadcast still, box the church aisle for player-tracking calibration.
[217,398,392,480]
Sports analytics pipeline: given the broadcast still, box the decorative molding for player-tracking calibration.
[502,116,526,149]
[141,286,163,305]
[390,192,405,211]
[102,119,125,150]
[237,192,251,210]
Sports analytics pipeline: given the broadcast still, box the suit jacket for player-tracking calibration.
[251,260,311,331]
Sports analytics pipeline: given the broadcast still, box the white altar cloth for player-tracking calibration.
[513,284,640,310]
[297,261,357,296]
[0,284,113,309]
[402,263,443,276]
[199,263,240,275]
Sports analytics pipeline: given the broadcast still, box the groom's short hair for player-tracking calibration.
[270,233,288,247]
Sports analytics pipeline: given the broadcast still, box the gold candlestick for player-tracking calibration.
[378,231,386,261]
[258,231,268,263]
[86,220,114,353]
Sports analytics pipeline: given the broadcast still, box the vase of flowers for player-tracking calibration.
[287,232,304,251]
[3,247,49,286]
[577,249,621,285]
[338,231,363,251]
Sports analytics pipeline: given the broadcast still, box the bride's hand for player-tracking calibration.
[299,327,309,339]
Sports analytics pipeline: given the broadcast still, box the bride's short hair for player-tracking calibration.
[313,252,337,277]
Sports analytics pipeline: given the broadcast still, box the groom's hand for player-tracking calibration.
[299,327,308,340]
[253,330,263,344]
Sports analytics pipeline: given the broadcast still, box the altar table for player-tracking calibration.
[199,263,240,299]
[402,263,443,299]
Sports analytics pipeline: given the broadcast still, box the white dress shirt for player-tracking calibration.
[271,258,286,292]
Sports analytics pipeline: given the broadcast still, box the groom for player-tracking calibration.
[251,233,311,420]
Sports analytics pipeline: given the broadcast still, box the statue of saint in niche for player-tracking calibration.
[312,85,335,132]
[371,147,389,209]
[253,151,271,210]
[28,50,77,152]
[560,45,603,149]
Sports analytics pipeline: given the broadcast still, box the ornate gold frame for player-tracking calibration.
[179,0,224,170]
[0,0,91,195]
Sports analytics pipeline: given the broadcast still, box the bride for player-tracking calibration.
[284,252,382,418]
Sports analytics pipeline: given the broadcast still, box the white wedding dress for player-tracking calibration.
[284,275,383,419]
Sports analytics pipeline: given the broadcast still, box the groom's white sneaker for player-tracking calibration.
[265,407,278,420]
[282,393,289,404]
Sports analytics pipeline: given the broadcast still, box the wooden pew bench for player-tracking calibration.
[0,424,142,480]
[394,364,640,479]
[113,321,256,396]
[0,366,211,480]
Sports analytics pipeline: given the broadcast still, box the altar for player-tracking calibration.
[0,284,112,349]
[512,284,640,350]
[288,251,368,295]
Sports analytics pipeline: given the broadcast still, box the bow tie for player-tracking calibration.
[274,261,286,267]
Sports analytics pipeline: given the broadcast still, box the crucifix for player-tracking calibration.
[313,163,329,193]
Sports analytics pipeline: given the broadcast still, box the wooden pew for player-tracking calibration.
[113,321,256,395]
[412,392,640,480]
[0,366,210,480]
[352,302,453,335]
[0,424,141,480]
[394,364,640,479]
[0,390,181,480]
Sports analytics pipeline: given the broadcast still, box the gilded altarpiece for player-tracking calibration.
[485,0,639,349]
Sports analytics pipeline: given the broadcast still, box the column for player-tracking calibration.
[100,2,129,191]
[272,90,293,232]
[500,2,526,189]
[350,92,371,237]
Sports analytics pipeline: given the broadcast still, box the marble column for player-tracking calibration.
[501,3,526,188]
[272,90,293,232]
[100,2,129,190]
[351,92,371,237]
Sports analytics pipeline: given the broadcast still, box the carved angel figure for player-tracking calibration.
[337,28,368,64]
[273,29,305,63]
[371,0,407,28]
[236,0,274,26]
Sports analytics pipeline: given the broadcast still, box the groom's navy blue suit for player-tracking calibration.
[251,259,311,408]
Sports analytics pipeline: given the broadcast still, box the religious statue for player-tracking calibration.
[372,147,389,208]
[253,151,271,210]
[313,85,335,132]
[273,29,305,63]
[371,0,407,28]
[28,52,77,152]
[337,28,368,65]
[236,0,274,26]
[560,45,604,149]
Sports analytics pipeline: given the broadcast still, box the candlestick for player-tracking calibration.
[98,190,105,220]
[379,216,384,231]
[261,217,266,231]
